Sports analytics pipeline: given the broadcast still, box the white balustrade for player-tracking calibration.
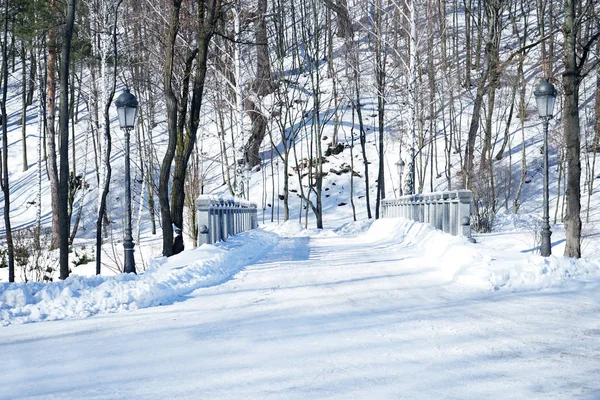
[196,195,258,245]
[381,190,472,238]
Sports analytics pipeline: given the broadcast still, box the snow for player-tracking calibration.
[0,229,278,326]
[1,217,600,398]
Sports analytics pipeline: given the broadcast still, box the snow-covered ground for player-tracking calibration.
[1,218,599,399]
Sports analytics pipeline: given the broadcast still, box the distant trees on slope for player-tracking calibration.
[0,0,599,282]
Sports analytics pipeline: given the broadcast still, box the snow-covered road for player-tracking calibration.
[1,220,599,399]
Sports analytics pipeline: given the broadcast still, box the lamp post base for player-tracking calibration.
[540,222,552,257]
[123,240,136,274]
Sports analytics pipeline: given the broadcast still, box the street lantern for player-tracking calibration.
[534,78,557,118]
[533,78,556,257]
[396,159,405,196]
[114,89,138,274]
[115,88,138,129]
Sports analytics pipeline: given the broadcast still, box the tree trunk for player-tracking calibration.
[463,0,472,87]
[244,0,272,168]
[21,41,28,171]
[513,60,527,214]
[562,0,581,258]
[70,67,76,176]
[282,150,289,221]
[323,0,350,38]
[95,0,121,275]
[547,1,555,76]
[244,98,267,168]
[170,49,196,231]
[464,0,503,188]
[1,0,15,282]
[357,100,371,219]
[593,38,600,151]
[480,1,503,169]
[142,51,157,235]
[27,49,35,106]
[171,1,220,237]
[537,0,548,75]
[57,0,76,280]
[463,79,485,188]
[159,0,183,257]
[474,0,483,70]
[46,0,60,250]
[427,0,437,192]
[494,83,517,161]
[374,0,385,218]
[253,0,272,96]
[35,39,44,252]
[349,26,372,218]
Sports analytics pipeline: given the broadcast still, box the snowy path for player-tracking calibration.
[1,226,600,399]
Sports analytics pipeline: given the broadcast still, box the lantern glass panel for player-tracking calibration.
[535,95,550,117]
[117,107,127,128]
[124,106,136,128]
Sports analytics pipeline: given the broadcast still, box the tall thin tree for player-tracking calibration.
[57,0,76,279]
[1,0,15,282]
[562,0,600,258]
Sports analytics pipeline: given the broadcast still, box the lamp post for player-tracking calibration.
[396,159,405,196]
[244,163,251,200]
[534,78,557,257]
[115,89,138,274]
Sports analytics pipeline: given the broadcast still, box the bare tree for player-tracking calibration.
[92,0,122,275]
[46,0,60,250]
[270,44,309,221]
[160,0,223,256]
[1,0,15,282]
[373,0,388,218]
[244,0,274,168]
[20,41,28,171]
[158,0,184,257]
[57,0,76,279]
[463,0,504,189]
[322,0,351,38]
[562,0,600,258]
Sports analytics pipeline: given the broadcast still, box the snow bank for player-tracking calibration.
[0,229,279,326]
[2,217,598,327]
[365,218,600,291]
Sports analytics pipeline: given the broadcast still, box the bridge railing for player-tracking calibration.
[381,190,473,238]
[196,195,258,245]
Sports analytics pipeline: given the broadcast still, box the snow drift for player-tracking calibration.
[364,217,600,291]
[0,229,279,326]
[2,217,599,327]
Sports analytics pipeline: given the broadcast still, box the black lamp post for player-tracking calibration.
[534,78,556,257]
[115,89,138,274]
[396,159,405,196]
[244,163,251,200]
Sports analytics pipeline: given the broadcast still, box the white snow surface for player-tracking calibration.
[1,218,600,399]
[0,229,279,326]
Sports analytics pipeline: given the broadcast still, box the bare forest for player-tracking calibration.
[1,0,599,282]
